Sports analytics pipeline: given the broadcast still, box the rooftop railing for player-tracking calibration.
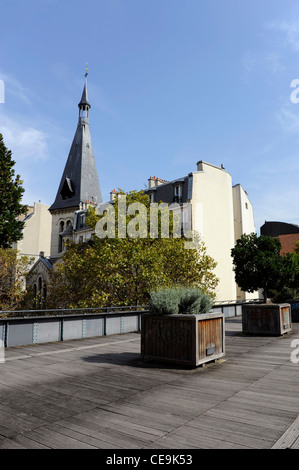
[0,300,261,348]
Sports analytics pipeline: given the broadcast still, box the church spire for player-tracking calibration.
[78,65,91,125]
[49,71,102,213]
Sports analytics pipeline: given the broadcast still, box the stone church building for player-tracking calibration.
[27,76,102,303]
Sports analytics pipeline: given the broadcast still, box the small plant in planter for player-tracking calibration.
[141,286,225,367]
[148,286,213,316]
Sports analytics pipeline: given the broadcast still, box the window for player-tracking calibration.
[58,221,64,252]
[60,177,74,200]
[187,175,193,200]
[173,184,182,203]
[37,277,42,308]
[43,283,47,302]
[78,213,86,229]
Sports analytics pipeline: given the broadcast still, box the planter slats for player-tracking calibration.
[141,313,225,367]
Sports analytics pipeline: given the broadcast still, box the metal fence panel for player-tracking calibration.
[35,319,61,344]
[62,318,83,341]
[84,317,104,338]
[7,321,33,347]
[106,315,122,336]
[222,306,237,317]
[122,315,140,333]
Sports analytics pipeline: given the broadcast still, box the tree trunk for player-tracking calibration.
[263,287,268,303]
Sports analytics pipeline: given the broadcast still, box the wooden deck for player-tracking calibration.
[0,316,298,450]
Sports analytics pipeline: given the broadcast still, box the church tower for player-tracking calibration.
[49,72,102,260]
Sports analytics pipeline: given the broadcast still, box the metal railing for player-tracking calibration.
[211,298,261,317]
[0,306,148,348]
[0,300,261,348]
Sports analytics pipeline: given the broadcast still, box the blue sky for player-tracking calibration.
[1,0,299,232]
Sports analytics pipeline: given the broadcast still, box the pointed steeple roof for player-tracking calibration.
[78,79,90,108]
[49,77,102,212]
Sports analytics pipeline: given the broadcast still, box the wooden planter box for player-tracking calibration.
[288,300,299,322]
[242,303,292,336]
[141,312,225,367]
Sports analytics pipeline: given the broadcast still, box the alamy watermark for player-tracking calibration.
[0,79,4,103]
[290,339,299,364]
[290,79,299,103]
[94,195,196,249]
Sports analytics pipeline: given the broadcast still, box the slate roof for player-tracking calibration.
[49,80,102,212]
[78,80,90,107]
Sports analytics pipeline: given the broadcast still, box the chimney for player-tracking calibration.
[110,189,118,202]
[196,161,203,171]
[148,176,168,189]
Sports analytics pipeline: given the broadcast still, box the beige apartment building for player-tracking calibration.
[146,161,257,302]
[13,202,51,263]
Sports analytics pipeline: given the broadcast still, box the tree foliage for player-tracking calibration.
[0,133,27,248]
[231,233,299,302]
[0,248,31,312]
[270,251,299,302]
[46,190,219,308]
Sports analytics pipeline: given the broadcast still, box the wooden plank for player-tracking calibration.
[272,415,299,448]
[66,415,151,448]
[0,317,297,449]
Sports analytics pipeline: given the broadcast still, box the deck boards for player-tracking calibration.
[0,319,298,449]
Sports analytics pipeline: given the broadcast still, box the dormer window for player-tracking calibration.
[77,213,86,230]
[173,184,182,203]
[60,177,74,200]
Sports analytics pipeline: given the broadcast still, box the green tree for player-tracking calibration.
[0,133,27,248]
[270,251,299,302]
[47,190,219,308]
[231,233,285,303]
[0,248,31,312]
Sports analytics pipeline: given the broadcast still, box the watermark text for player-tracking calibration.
[94,195,196,249]
[290,339,299,364]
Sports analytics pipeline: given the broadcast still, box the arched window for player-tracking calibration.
[37,277,42,308]
[42,282,47,302]
[59,220,65,252]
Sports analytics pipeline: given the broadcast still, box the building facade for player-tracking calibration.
[146,161,256,301]
[261,221,299,254]
[12,202,52,264]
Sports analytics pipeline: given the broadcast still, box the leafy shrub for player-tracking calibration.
[149,286,213,315]
[148,287,181,315]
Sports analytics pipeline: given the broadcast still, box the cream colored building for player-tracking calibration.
[146,161,257,302]
[13,202,52,263]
